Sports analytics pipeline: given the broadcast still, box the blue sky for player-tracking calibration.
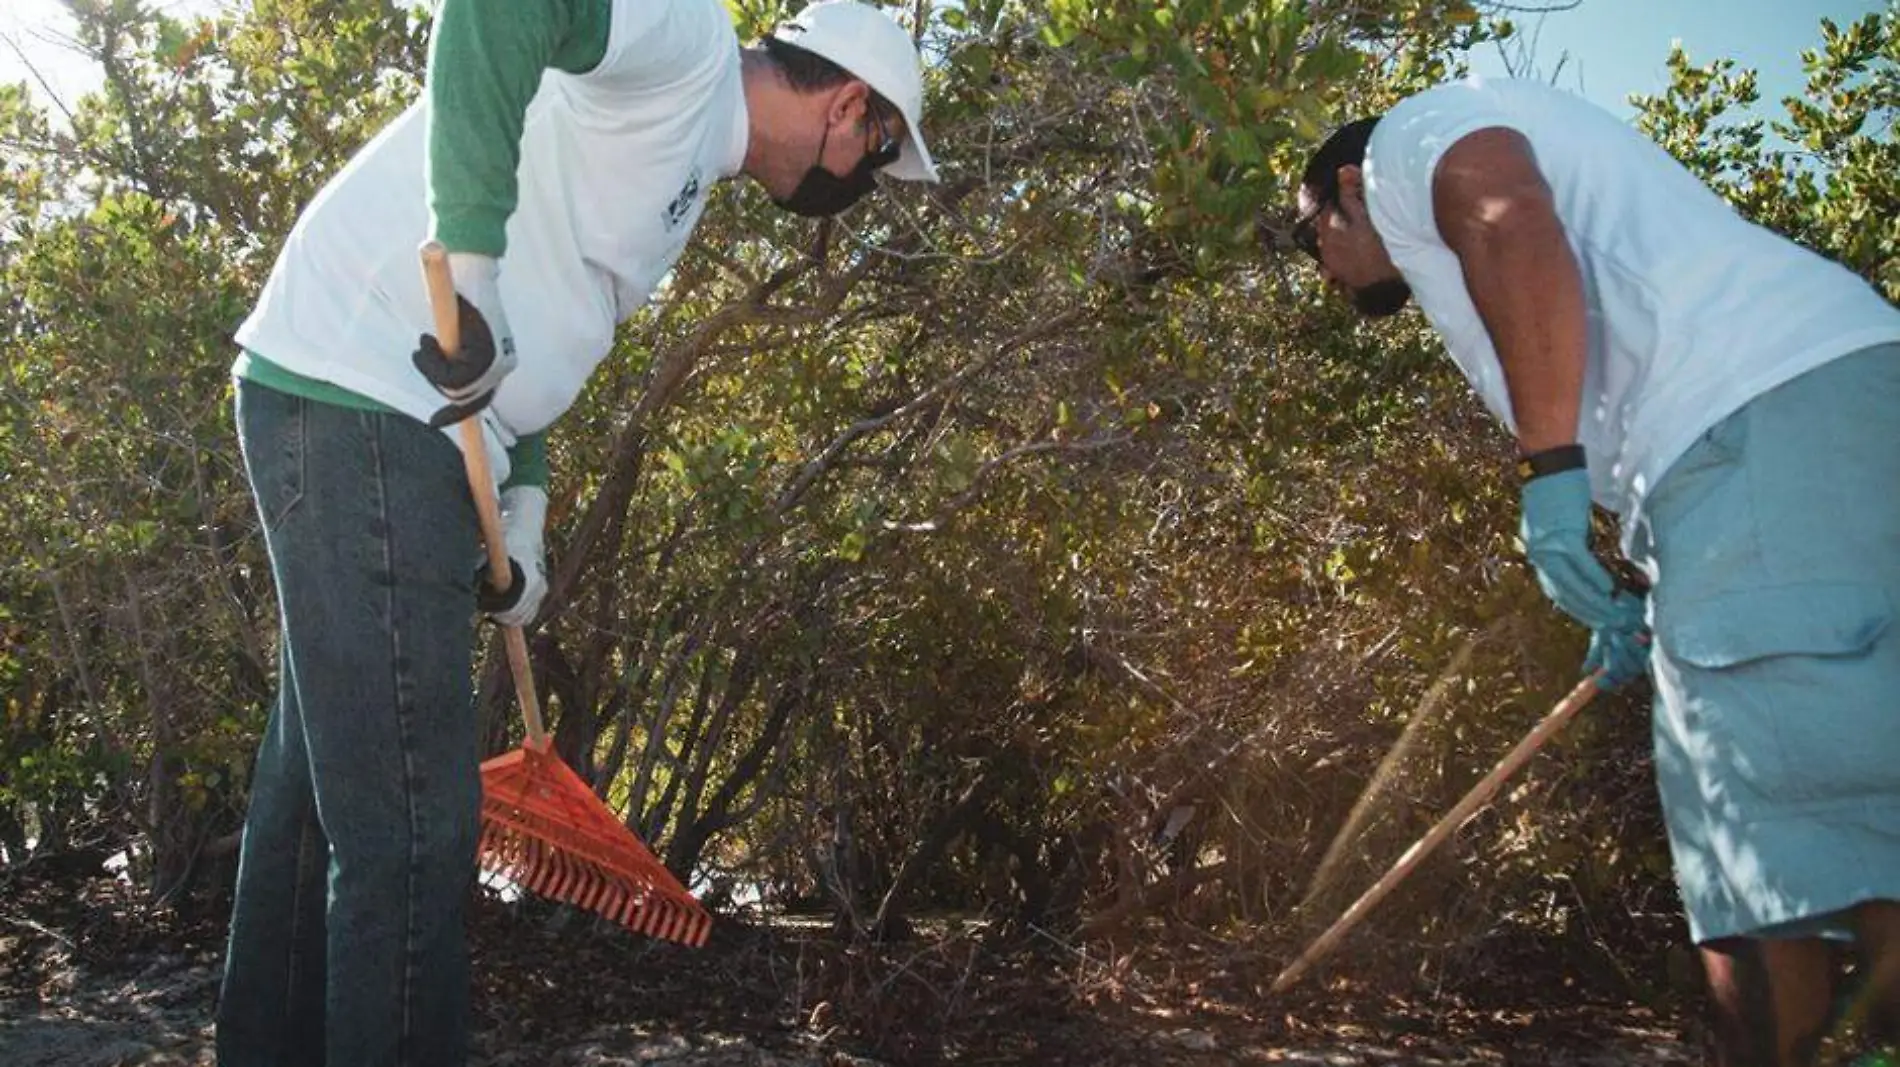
[1468,0,1888,123]
[3,0,229,106]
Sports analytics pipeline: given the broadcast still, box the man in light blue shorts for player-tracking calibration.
[1286,77,1900,1066]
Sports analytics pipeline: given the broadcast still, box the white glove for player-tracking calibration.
[478,486,549,627]
[413,250,517,427]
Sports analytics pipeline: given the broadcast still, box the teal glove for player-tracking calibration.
[1520,466,1652,689]
[1519,467,1621,629]
[1584,592,1651,690]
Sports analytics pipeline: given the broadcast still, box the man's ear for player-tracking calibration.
[1336,165,1367,211]
[826,80,868,126]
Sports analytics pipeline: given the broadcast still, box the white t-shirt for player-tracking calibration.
[1364,78,1900,533]
[234,0,747,481]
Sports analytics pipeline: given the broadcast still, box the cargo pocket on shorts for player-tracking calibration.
[1661,582,1894,805]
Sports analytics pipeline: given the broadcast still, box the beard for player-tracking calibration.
[1350,277,1413,318]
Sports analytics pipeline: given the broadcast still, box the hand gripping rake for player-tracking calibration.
[421,242,711,948]
[1270,673,1600,993]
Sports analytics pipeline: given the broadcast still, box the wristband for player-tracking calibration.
[476,558,528,614]
[1517,443,1587,482]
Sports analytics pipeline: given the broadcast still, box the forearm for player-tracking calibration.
[1458,211,1588,454]
[425,0,610,255]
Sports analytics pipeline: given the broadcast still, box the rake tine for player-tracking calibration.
[562,855,587,905]
[555,852,578,903]
[515,838,539,892]
[584,866,611,911]
[504,838,534,887]
[530,844,557,898]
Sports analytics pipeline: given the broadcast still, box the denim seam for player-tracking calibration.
[366,411,423,1062]
[276,476,315,1050]
[282,779,321,1055]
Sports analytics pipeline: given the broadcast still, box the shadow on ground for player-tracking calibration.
[0,866,1698,1066]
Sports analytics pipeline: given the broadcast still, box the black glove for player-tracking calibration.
[412,251,515,426]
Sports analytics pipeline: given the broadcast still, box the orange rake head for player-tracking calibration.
[479,743,713,948]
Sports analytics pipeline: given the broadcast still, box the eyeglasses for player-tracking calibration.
[865,107,902,170]
[1289,197,1327,260]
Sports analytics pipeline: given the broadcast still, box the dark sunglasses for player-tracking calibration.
[1289,197,1327,260]
[865,107,902,170]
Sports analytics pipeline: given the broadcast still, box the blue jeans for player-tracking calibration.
[218,380,483,1067]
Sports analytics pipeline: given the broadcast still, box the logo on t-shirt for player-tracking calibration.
[663,167,703,232]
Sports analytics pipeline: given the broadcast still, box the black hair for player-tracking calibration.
[762,36,900,125]
[1300,116,1382,203]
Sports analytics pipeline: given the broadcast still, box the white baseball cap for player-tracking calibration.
[771,1,939,182]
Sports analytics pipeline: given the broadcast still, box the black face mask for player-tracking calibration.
[774,117,896,218]
[1350,277,1414,318]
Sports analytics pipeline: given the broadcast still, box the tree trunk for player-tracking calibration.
[119,564,194,902]
[868,770,995,941]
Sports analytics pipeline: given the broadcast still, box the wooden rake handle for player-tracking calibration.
[420,241,547,747]
[1269,673,1601,994]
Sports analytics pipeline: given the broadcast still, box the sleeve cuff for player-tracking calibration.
[501,432,551,491]
[429,210,510,259]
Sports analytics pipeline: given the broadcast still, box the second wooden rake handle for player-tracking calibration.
[419,241,547,747]
[1269,673,1601,994]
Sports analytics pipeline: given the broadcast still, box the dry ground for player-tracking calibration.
[0,866,1702,1066]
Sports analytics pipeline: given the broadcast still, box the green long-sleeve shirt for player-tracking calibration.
[426,0,612,256]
